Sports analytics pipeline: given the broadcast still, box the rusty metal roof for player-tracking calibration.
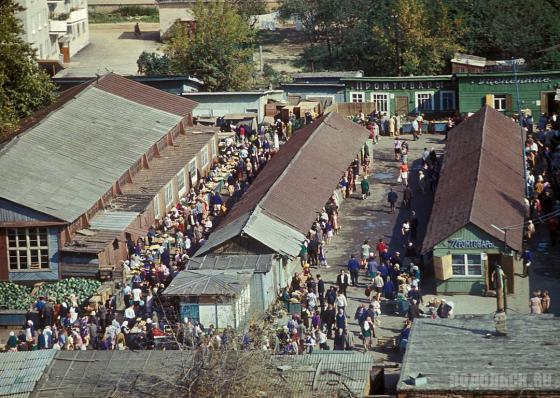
[93,72,197,117]
[0,350,56,397]
[422,106,525,253]
[163,269,252,296]
[218,112,369,236]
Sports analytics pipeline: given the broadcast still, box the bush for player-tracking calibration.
[112,6,158,17]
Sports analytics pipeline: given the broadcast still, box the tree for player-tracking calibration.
[165,1,256,91]
[137,51,172,75]
[0,0,55,137]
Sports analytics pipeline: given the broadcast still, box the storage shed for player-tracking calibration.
[163,269,253,329]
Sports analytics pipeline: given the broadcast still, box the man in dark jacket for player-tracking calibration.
[321,304,336,338]
[326,286,337,306]
[317,274,325,310]
[336,270,350,296]
[407,299,423,321]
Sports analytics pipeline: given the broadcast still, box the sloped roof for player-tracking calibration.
[0,73,199,223]
[186,254,275,273]
[162,269,252,296]
[398,315,560,393]
[200,112,367,257]
[272,352,374,398]
[30,350,192,398]
[0,350,56,398]
[422,106,525,252]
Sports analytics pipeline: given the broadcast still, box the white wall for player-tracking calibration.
[17,0,55,60]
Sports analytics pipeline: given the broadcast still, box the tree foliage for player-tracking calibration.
[280,0,560,74]
[165,0,256,91]
[0,0,56,137]
[137,51,172,75]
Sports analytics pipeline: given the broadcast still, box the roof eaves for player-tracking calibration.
[468,105,488,224]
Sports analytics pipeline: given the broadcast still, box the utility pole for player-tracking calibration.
[512,57,529,197]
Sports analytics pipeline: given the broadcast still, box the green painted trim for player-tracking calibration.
[455,70,560,78]
[342,75,454,82]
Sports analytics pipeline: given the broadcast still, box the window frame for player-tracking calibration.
[164,182,174,207]
[415,91,435,112]
[493,94,507,112]
[176,168,186,196]
[440,90,456,111]
[350,91,365,103]
[200,146,209,168]
[371,92,390,113]
[153,194,161,219]
[451,253,483,277]
[6,228,50,271]
[189,158,197,186]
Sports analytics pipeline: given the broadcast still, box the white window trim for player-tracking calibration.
[153,195,161,219]
[349,91,365,103]
[164,182,174,207]
[189,158,197,185]
[6,228,50,271]
[370,92,390,113]
[176,168,186,196]
[415,91,435,111]
[439,90,456,111]
[200,147,209,168]
[493,94,507,112]
[451,253,483,277]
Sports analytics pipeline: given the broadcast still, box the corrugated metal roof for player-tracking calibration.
[422,106,525,253]
[0,350,56,398]
[244,207,305,257]
[398,315,560,393]
[162,269,252,296]
[93,72,197,116]
[0,86,183,223]
[30,351,194,398]
[186,254,275,273]
[271,352,374,398]
[88,211,140,231]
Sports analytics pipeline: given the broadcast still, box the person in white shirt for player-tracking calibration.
[335,292,348,311]
[307,291,318,311]
[132,287,142,305]
[124,306,135,324]
[315,329,328,350]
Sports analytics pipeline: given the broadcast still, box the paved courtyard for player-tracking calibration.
[57,23,161,77]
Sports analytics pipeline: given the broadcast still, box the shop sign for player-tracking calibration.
[350,81,449,91]
[471,77,551,86]
[446,238,496,249]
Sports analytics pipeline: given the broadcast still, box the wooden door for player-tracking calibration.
[0,229,8,281]
[540,92,549,114]
[500,254,515,294]
[395,96,408,116]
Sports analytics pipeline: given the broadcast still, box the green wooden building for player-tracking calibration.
[422,106,525,295]
[457,70,560,117]
[341,75,457,117]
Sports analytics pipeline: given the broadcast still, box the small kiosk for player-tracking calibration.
[422,106,525,295]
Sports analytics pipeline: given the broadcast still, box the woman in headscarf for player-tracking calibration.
[7,331,18,352]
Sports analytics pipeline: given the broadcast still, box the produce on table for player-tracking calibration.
[0,278,101,310]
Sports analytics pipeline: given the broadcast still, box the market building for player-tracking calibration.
[281,71,363,105]
[397,315,560,398]
[457,70,560,117]
[195,112,369,281]
[0,73,217,282]
[422,106,525,295]
[341,75,458,117]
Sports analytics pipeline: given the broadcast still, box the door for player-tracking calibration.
[500,255,515,294]
[180,302,200,323]
[487,254,501,292]
[395,96,409,116]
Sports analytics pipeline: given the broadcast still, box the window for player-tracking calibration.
[200,147,209,168]
[164,182,174,207]
[153,195,161,219]
[494,95,507,112]
[371,93,389,113]
[416,92,434,111]
[176,169,186,195]
[189,159,197,185]
[451,254,482,276]
[440,91,455,111]
[350,92,365,103]
[7,228,50,271]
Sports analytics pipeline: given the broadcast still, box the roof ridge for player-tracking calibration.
[468,106,488,223]
[242,113,332,235]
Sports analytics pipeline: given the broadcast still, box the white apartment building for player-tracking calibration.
[17,0,89,62]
